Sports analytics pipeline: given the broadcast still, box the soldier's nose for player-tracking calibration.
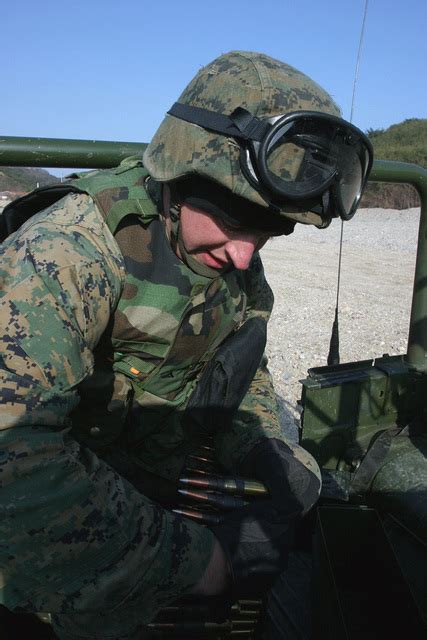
[225,238,258,270]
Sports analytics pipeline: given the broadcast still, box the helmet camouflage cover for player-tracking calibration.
[143,50,341,227]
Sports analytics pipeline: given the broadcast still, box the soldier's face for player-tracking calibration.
[178,203,270,270]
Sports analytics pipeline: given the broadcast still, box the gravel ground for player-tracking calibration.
[260,207,421,432]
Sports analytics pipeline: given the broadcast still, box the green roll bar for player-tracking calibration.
[370,161,427,370]
[0,135,148,169]
[1,136,426,370]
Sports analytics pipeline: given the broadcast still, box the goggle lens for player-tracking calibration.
[265,133,336,195]
[261,116,371,219]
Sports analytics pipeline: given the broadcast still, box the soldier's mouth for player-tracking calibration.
[201,252,228,269]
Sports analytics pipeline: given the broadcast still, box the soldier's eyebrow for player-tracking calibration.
[219,218,246,231]
[216,216,260,234]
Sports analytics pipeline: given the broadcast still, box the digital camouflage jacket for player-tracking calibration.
[0,159,283,619]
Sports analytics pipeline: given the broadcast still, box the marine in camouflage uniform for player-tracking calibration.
[0,51,350,639]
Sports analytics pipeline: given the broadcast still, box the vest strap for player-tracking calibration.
[105,197,158,232]
[68,159,158,234]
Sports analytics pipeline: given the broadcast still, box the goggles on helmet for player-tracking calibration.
[168,103,373,222]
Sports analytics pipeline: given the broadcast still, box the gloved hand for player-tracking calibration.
[212,438,320,598]
[241,438,321,520]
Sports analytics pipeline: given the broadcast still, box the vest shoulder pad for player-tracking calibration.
[68,157,158,234]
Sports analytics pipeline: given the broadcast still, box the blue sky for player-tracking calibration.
[3,0,426,152]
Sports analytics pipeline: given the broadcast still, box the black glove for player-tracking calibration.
[212,439,320,598]
[241,438,321,520]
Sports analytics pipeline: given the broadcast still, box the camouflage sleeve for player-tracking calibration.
[0,193,214,619]
[214,252,284,471]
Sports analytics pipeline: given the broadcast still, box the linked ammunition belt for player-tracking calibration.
[143,435,268,639]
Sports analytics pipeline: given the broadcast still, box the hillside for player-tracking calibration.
[0,166,60,193]
[360,118,426,209]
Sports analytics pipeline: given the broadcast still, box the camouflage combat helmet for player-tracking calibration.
[144,50,342,228]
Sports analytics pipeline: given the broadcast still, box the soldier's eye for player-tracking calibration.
[219,218,246,233]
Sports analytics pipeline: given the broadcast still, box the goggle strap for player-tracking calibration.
[167,103,268,141]
[228,107,270,141]
[168,102,242,137]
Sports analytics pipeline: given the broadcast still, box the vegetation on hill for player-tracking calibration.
[366,118,427,166]
[360,118,426,209]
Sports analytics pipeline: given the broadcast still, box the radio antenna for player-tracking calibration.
[327,0,369,366]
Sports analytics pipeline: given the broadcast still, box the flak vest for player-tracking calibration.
[7,158,248,481]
